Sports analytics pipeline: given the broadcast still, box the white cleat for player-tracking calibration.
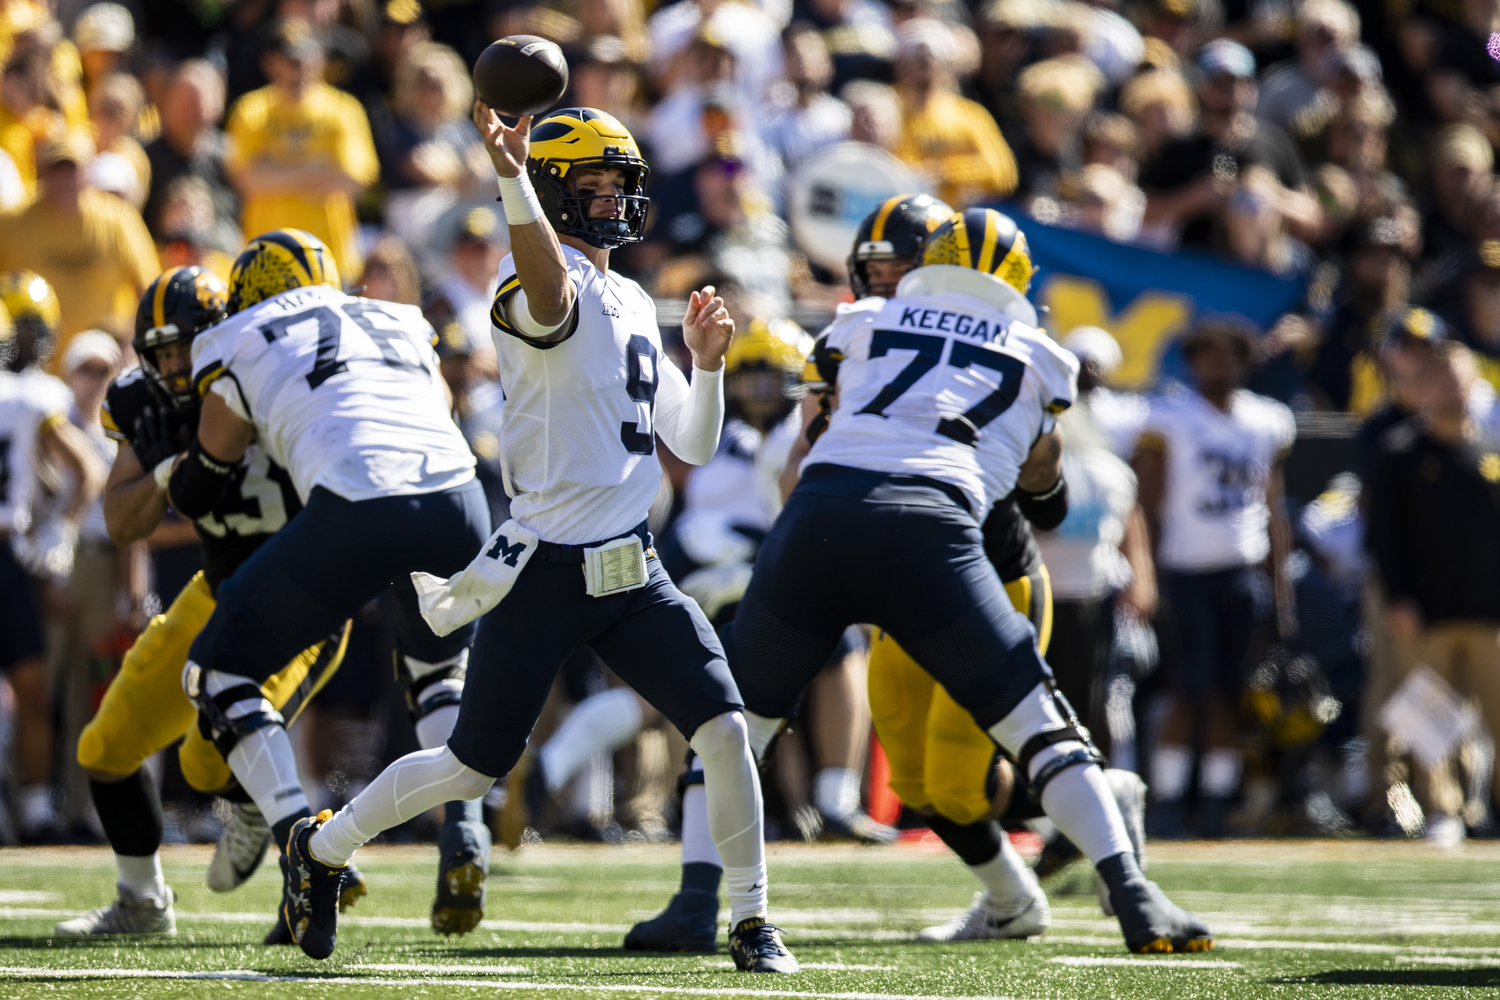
[917,888,1051,942]
[1099,769,1148,917]
[53,885,176,937]
[208,803,273,892]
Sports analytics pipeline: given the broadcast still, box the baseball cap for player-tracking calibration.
[1382,307,1447,349]
[1196,39,1256,80]
[73,3,134,54]
[269,17,322,61]
[63,330,121,374]
[37,130,96,168]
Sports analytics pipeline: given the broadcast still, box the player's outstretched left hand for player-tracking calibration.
[683,285,733,372]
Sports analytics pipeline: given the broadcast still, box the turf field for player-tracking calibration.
[0,840,1497,999]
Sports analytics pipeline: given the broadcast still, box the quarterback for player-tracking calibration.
[297,103,796,973]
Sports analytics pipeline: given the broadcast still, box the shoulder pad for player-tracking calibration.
[103,369,155,445]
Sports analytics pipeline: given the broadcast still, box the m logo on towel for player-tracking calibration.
[487,534,528,566]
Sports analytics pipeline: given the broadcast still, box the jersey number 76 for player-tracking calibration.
[258,301,431,389]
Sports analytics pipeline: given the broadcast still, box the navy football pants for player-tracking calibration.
[727,464,1051,732]
[188,481,491,682]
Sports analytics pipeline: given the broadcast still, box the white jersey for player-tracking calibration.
[805,266,1079,520]
[191,285,475,503]
[490,245,709,544]
[675,420,770,566]
[1140,386,1295,572]
[0,370,70,534]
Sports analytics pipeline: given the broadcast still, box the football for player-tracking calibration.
[472,35,569,118]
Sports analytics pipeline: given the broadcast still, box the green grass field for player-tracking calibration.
[0,839,1498,999]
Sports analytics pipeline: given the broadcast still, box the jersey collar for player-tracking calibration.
[895,265,1040,327]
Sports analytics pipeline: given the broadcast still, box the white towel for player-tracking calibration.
[411,518,541,636]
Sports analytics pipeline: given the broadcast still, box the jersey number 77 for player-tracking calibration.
[858,331,1027,446]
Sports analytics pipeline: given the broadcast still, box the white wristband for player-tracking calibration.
[497,172,544,226]
[153,456,176,491]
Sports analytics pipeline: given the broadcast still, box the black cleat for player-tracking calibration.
[432,818,490,936]
[264,855,295,946]
[283,810,348,960]
[624,890,720,952]
[1109,874,1213,953]
[728,917,799,973]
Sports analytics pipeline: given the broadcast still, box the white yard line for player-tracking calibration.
[351,962,530,974]
[0,966,1029,1000]
[1395,955,1500,966]
[1048,957,1241,969]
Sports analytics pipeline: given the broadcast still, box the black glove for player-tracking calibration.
[132,404,183,471]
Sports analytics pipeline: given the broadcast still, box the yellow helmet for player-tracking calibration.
[227,229,340,315]
[724,318,812,376]
[921,208,1035,295]
[0,271,60,372]
[526,107,650,248]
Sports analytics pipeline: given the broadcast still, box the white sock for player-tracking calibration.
[1151,744,1192,802]
[539,688,644,794]
[814,767,860,819]
[970,834,1037,910]
[311,746,494,866]
[1038,764,1135,865]
[1199,748,1242,798]
[680,762,722,867]
[116,852,166,904]
[414,704,460,750]
[692,713,766,926]
[227,727,309,826]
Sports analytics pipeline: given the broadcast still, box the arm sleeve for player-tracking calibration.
[654,357,724,466]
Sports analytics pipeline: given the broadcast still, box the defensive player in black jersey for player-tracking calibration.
[54,267,355,940]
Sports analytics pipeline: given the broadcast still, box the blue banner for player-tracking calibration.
[993,209,1306,388]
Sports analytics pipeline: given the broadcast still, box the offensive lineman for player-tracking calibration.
[296,104,797,973]
[54,266,359,940]
[173,229,492,953]
[718,207,1211,953]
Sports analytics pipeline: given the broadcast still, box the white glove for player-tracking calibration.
[14,519,77,582]
[411,518,540,636]
[678,561,753,621]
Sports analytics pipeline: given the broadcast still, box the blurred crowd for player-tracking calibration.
[4,0,1500,849]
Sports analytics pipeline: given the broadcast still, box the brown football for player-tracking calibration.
[472,35,569,118]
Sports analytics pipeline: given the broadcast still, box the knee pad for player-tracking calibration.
[993,681,1105,799]
[690,711,749,763]
[398,649,468,722]
[183,662,285,761]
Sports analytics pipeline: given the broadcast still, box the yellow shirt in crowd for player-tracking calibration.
[0,187,159,362]
[894,89,1018,210]
[0,100,33,196]
[226,82,379,278]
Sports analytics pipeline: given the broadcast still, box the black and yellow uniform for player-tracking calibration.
[867,496,1051,825]
[80,367,348,794]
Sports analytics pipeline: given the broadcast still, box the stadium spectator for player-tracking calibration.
[0,46,46,195]
[1081,112,1143,183]
[152,176,236,278]
[1139,40,1320,253]
[1118,67,1195,162]
[1220,164,1315,278]
[1056,163,1143,243]
[86,72,149,209]
[842,79,902,152]
[576,0,650,64]
[1367,340,1500,840]
[648,0,783,108]
[892,18,1016,208]
[141,59,235,242]
[1438,242,1500,392]
[424,205,503,367]
[48,330,130,832]
[1254,0,1360,131]
[0,131,158,357]
[569,35,645,127]
[1135,320,1295,838]
[1419,124,1493,289]
[72,3,133,94]
[224,17,379,279]
[381,41,488,247]
[1010,56,1104,207]
[760,23,851,173]
[357,234,422,307]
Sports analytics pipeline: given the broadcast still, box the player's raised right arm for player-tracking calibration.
[473,99,575,333]
[103,441,169,544]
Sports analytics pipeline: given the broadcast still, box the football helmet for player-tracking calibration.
[227,229,340,315]
[526,107,650,249]
[847,193,953,299]
[921,208,1035,296]
[0,270,61,372]
[723,317,813,432]
[134,266,229,410]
